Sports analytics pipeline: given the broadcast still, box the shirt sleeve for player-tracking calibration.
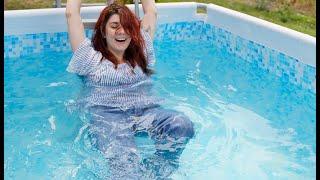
[66,38,101,76]
[140,29,156,67]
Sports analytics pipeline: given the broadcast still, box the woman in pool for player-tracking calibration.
[66,0,194,178]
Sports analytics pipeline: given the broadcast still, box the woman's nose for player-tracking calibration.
[116,26,125,34]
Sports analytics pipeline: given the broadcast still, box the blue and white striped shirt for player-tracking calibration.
[67,29,161,109]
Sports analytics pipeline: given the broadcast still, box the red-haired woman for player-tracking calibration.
[65,0,194,178]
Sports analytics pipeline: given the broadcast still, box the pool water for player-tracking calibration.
[4,37,316,179]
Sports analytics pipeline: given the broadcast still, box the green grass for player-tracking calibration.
[157,0,316,37]
[5,0,54,10]
[5,0,316,37]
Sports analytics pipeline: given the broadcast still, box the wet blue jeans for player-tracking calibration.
[88,104,195,179]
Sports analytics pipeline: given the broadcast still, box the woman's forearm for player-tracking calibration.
[66,0,85,52]
[140,0,157,40]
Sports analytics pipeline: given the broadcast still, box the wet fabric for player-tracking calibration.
[66,28,195,179]
[88,105,195,179]
[66,29,160,109]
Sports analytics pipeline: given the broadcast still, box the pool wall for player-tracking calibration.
[4,2,316,93]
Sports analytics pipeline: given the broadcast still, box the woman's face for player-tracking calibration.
[104,14,132,54]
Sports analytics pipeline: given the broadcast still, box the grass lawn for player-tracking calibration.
[5,0,316,37]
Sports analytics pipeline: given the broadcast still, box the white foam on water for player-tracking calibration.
[174,102,313,179]
[226,84,237,92]
[43,139,52,146]
[48,115,56,131]
[46,82,67,87]
[74,124,89,143]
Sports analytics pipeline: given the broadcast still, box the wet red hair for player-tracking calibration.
[92,3,153,75]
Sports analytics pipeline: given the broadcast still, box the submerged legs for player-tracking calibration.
[88,105,195,179]
[89,106,141,180]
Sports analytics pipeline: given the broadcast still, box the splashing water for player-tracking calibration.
[4,38,315,179]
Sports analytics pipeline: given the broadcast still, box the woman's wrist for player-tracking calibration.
[144,11,157,17]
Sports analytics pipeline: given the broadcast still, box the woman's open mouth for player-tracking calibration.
[115,38,127,43]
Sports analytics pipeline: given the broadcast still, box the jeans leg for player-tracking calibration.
[148,107,194,156]
[88,106,142,180]
[138,106,195,178]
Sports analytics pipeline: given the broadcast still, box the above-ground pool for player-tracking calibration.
[4,3,316,180]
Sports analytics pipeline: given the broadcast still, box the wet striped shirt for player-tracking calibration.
[67,29,161,109]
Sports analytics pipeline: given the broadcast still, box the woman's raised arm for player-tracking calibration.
[140,0,157,40]
[65,0,86,52]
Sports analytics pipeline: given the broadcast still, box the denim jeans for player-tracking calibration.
[88,104,195,179]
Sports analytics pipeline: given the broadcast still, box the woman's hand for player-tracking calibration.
[106,0,115,6]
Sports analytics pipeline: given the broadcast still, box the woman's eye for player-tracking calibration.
[111,24,119,29]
